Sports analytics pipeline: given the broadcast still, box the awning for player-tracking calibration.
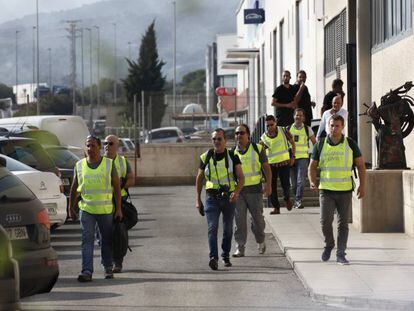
[226,48,259,59]
[221,60,249,70]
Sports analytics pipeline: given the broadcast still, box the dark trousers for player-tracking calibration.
[268,165,291,208]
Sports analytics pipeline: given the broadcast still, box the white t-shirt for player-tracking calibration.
[316,107,348,139]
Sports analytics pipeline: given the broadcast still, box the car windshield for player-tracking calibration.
[150,130,178,140]
[0,169,35,202]
[0,140,56,171]
[125,140,134,149]
[0,155,35,172]
[46,148,79,169]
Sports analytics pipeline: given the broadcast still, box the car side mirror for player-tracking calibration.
[0,157,6,167]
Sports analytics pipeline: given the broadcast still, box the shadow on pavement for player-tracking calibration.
[22,290,121,302]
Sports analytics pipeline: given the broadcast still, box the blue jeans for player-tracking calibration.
[80,210,113,275]
[291,158,309,202]
[205,193,236,260]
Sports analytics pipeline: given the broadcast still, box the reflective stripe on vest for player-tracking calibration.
[260,127,290,164]
[289,125,309,159]
[234,143,262,186]
[200,150,236,191]
[318,138,354,191]
[76,157,114,214]
[114,155,127,197]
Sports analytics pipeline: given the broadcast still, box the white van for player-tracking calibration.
[0,115,90,150]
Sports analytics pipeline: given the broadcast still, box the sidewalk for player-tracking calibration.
[264,206,414,310]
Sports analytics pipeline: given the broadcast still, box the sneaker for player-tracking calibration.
[337,254,350,265]
[104,268,114,279]
[297,203,304,209]
[286,198,293,211]
[209,258,218,271]
[294,201,304,209]
[258,242,266,254]
[270,207,280,215]
[222,258,232,267]
[77,273,92,282]
[232,249,245,257]
[112,265,122,273]
[321,247,333,262]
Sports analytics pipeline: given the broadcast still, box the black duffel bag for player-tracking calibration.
[112,220,129,259]
[122,190,138,230]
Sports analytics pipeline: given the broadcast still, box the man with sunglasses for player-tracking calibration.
[69,135,123,282]
[260,115,296,214]
[232,124,271,257]
[196,128,244,270]
[104,135,135,273]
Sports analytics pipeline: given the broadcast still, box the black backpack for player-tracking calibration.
[122,190,138,230]
[112,220,130,259]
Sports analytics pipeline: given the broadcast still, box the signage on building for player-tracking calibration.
[244,9,265,24]
[215,87,237,97]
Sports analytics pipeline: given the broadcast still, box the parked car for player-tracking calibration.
[181,127,198,136]
[92,119,106,137]
[145,127,185,143]
[0,161,59,297]
[0,154,67,229]
[0,225,20,309]
[119,138,135,153]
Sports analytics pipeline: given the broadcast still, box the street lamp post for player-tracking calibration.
[32,26,36,103]
[15,30,19,106]
[94,25,100,118]
[128,41,131,59]
[112,22,117,106]
[80,28,85,119]
[48,48,52,92]
[36,0,40,115]
[172,1,177,122]
[85,28,93,127]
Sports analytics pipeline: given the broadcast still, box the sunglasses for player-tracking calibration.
[212,137,223,141]
[235,131,246,136]
[103,141,114,146]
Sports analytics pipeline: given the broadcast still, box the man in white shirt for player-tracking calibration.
[316,95,348,140]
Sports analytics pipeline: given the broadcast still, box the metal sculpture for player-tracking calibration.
[361,81,414,169]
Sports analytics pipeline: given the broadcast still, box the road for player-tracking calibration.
[21,186,354,311]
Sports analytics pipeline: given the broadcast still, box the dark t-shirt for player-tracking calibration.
[292,84,313,126]
[272,84,296,126]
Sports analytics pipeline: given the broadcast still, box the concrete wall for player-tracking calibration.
[404,171,414,237]
[126,143,211,186]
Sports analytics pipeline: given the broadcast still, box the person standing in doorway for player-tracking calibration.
[69,135,123,282]
[232,124,272,257]
[287,108,316,209]
[104,135,135,273]
[271,70,305,127]
[196,128,244,270]
[308,115,366,265]
[260,115,295,214]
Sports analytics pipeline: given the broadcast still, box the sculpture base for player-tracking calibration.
[404,171,414,237]
[352,170,404,233]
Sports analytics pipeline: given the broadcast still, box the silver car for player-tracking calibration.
[145,127,185,143]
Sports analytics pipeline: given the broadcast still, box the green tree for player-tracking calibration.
[179,69,206,94]
[39,94,73,115]
[123,20,166,129]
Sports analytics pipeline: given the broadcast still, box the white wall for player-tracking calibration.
[216,34,239,76]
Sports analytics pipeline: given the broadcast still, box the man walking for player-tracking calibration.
[196,128,244,270]
[104,135,135,273]
[308,115,366,265]
[232,124,272,257]
[69,135,123,282]
[292,70,316,127]
[316,95,348,140]
[287,108,316,209]
[271,70,305,127]
[321,78,345,115]
[260,115,295,214]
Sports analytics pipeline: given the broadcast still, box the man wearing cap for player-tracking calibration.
[104,135,135,273]
[69,135,123,282]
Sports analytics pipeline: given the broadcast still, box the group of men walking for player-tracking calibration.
[196,70,366,270]
[69,134,134,282]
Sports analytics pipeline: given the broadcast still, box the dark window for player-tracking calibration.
[150,130,178,140]
[46,148,79,169]
[0,169,35,202]
[324,10,347,75]
[371,0,412,48]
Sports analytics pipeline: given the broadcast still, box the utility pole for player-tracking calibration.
[172,1,177,122]
[112,22,117,106]
[32,26,36,103]
[94,25,101,119]
[48,48,52,92]
[15,30,19,106]
[36,0,40,115]
[85,27,93,127]
[80,28,85,119]
[66,20,81,116]
[128,41,131,59]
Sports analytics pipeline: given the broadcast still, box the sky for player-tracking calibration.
[0,0,100,24]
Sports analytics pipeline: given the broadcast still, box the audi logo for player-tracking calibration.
[5,213,21,223]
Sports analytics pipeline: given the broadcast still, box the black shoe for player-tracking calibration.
[337,254,350,265]
[104,268,114,279]
[209,258,218,271]
[77,273,92,282]
[113,264,122,273]
[321,247,333,262]
[222,258,232,267]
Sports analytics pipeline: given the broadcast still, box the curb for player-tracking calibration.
[265,215,414,310]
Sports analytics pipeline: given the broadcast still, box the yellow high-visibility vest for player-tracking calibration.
[289,125,309,159]
[114,155,127,197]
[260,127,290,164]
[234,143,262,186]
[318,138,354,191]
[76,157,114,214]
[200,149,236,191]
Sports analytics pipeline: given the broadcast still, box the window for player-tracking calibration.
[371,0,412,48]
[219,75,237,88]
[324,10,347,75]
